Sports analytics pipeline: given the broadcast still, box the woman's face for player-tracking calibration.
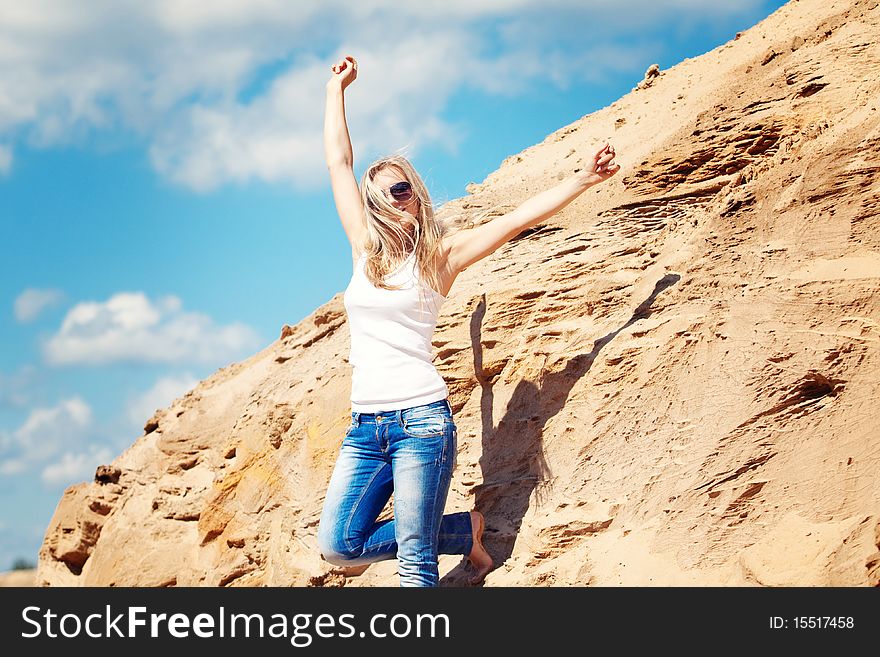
[372,166,420,221]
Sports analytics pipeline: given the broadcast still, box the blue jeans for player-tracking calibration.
[317,398,474,587]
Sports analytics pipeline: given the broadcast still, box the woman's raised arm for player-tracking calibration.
[444,143,620,272]
[324,56,365,256]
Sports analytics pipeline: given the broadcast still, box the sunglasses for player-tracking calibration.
[382,181,414,203]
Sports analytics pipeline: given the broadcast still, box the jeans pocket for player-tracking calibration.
[402,414,448,438]
[450,424,458,470]
[341,419,358,446]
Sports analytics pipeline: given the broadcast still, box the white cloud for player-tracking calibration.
[0,364,38,409]
[126,373,199,429]
[0,396,92,476]
[149,35,474,191]
[0,395,117,487]
[41,445,115,486]
[13,288,65,322]
[41,291,261,366]
[0,457,26,476]
[0,0,764,191]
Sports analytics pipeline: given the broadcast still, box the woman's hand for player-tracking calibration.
[328,55,358,92]
[580,142,620,186]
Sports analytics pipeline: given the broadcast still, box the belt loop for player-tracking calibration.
[444,399,452,414]
[353,411,361,426]
[396,408,403,426]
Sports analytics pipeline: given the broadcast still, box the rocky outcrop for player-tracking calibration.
[36,0,880,586]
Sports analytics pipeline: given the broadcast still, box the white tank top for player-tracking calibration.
[343,251,449,412]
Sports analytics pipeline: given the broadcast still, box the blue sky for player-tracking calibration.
[0,0,788,571]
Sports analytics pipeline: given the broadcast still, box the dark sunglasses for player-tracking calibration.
[383,181,414,203]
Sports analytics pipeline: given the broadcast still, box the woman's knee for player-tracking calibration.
[316,525,360,565]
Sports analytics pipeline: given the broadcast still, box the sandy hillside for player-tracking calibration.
[0,569,36,587]
[34,0,880,586]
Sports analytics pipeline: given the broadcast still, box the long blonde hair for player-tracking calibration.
[358,155,449,309]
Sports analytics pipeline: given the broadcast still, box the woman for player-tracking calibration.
[316,55,620,587]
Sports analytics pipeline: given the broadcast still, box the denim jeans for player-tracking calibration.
[317,398,474,587]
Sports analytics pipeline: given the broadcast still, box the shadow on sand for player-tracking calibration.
[441,273,679,585]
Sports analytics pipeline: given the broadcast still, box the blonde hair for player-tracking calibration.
[358,154,452,311]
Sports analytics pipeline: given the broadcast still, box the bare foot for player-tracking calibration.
[467,510,493,585]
